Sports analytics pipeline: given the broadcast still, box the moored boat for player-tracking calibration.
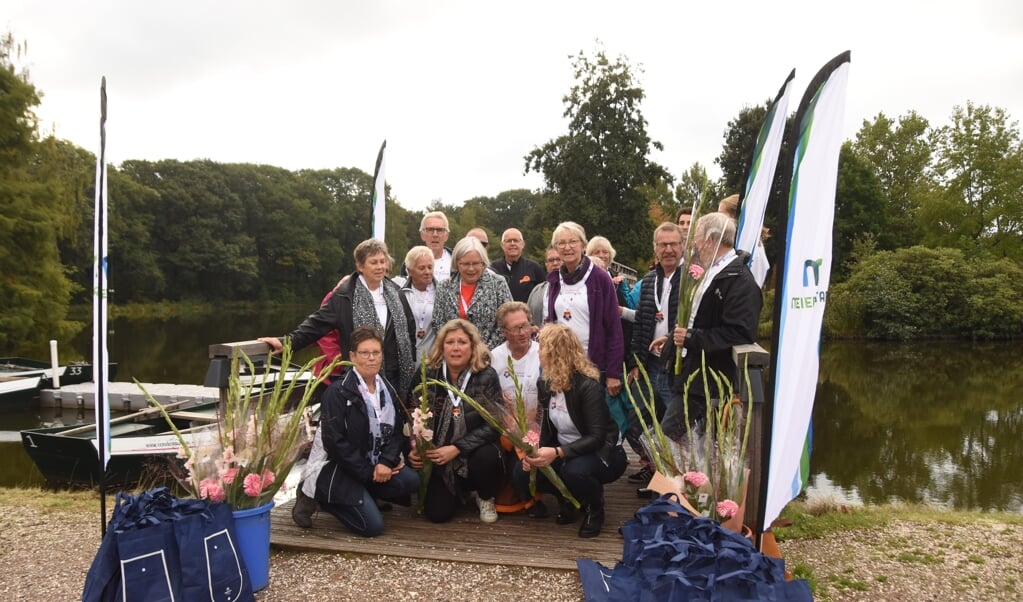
[0,358,118,404]
[20,358,315,487]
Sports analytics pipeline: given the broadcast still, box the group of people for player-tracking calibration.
[259,201,763,540]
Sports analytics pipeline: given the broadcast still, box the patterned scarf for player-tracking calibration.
[432,363,471,495]
[352,278,415,398]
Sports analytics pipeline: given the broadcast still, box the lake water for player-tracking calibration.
[2,310,1021,512]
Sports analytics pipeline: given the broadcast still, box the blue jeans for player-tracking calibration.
[321,467,420,537]
[626,358,673,459]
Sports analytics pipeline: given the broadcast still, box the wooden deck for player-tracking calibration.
[270,462,651,571]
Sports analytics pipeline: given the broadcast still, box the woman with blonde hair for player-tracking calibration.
[408,319,505,524]
[513,324,626,538]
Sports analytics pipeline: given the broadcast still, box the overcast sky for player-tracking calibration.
[8,0,1022,211]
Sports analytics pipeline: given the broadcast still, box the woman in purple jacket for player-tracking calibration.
[541,221,624,398]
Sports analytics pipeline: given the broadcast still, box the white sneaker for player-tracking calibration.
[477,497,498,523]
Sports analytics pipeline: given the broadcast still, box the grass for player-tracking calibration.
[774,497,1023,542]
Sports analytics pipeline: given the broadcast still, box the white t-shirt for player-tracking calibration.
[433,249,453,282]
[553,264,594,350]
[547,391,581,446]
[651,269,675,351]
[490,341,541,419]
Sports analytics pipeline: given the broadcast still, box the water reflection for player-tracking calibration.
[811,342,1023,511]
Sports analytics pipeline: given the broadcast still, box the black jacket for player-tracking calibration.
[423,365,502,454]
[489,257,546,303]
[664,252,762,398]
[287,272,415,389]
[315,370,407,506]
[538,372,620,465]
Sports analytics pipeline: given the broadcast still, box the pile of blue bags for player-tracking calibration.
[82,487,255,602]
[578,493,813,601]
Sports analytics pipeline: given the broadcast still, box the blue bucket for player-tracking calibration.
[232,501,275,592]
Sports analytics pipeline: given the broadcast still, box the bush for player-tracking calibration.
[824,246,1023,340]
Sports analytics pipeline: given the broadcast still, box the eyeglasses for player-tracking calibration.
[554,239,581,249]
[480,241,489,248]
[458,261,484,270]
[545,257,562,264]
[656,241,682,249]
[501,323,531,334]
[355,350,382,359]
[422,227,448,235]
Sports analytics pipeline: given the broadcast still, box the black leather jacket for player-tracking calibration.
[538,372,621,465]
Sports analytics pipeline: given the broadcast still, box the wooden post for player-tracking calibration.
[205,340,273,416]
[732,343,770,532]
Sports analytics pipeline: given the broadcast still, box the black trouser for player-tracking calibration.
[511,445,628,509]
[421,442,504,523]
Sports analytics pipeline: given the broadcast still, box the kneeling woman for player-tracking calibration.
[409,319,505,524]
[292,327,419,537]
[514,324,627,538]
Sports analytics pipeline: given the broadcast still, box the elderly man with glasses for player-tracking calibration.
[403,211,454,282]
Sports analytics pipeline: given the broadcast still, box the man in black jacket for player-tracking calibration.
[490,228,546,303]
[662,212,762,440]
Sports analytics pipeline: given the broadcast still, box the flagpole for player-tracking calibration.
[93,77,111,536]
[371,140,387,242]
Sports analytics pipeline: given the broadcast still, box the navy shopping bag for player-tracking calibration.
[82,487,255,602]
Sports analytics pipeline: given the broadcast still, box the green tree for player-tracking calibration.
[673,162,721,216]
[924,102,1023,259]
[832,143,888,281]
[715,103,769,193]
[0,33,76,352]
[851,111,932,248]
[524,48,672,267]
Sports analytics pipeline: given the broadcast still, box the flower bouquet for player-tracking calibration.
[142,341,338,510]
[420,363,580,509]
[629,352,753,531]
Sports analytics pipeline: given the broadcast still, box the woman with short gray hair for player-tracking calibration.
[432,237,512,350]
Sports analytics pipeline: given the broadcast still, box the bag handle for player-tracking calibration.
[634,492,693,524]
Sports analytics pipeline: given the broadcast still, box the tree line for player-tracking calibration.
[3,36,1021,353]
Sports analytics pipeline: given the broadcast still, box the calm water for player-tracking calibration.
[3,311,1021,512]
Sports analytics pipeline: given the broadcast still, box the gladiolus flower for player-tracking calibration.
[688,264,705,279]
[261,469,276,488]
[683,471,709,487]
[221,467,240,484]
[200,477,226,502]
[524,430,540,447]
[716,499,739,519]
[243,472,263,497]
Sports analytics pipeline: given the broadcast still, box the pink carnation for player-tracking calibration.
[243,472,264,497]
[261,469,276,488]
[221,467,240,484]
[683,471,709,487]
[716,499,739,519]
[199,477,226,503]
[524,430,541,447]
[688,264,705,279]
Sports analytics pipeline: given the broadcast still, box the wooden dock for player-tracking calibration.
[270,463,651,570]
